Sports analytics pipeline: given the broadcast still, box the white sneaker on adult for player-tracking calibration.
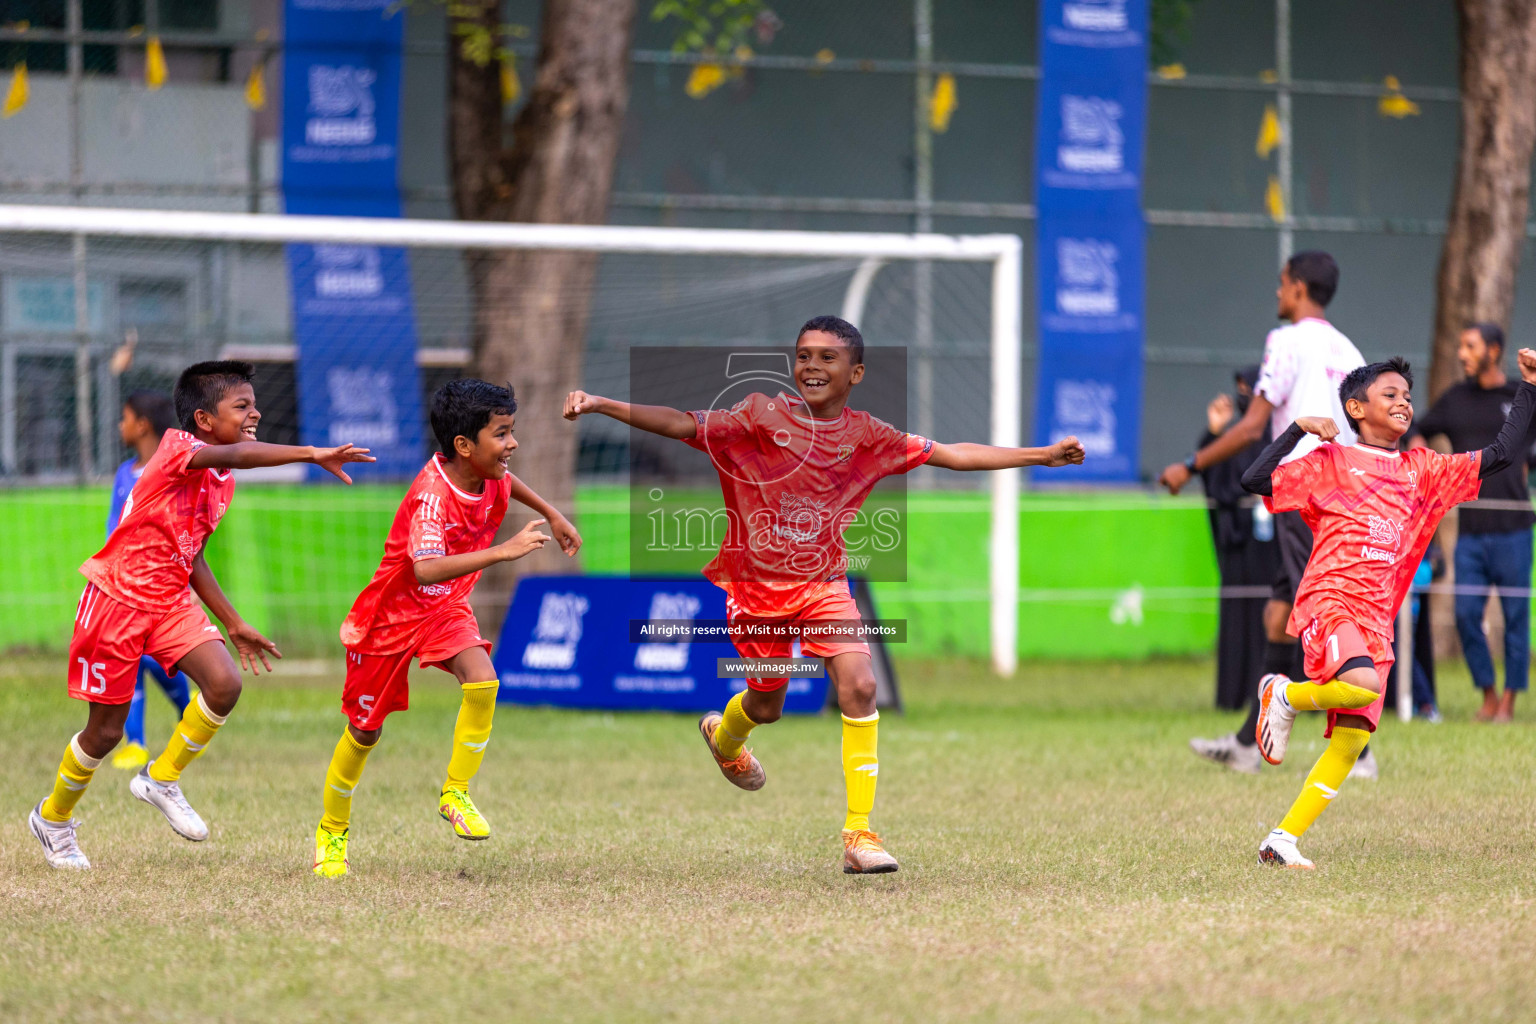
[1189,733,1262,774]
[28,801,90,870]
[130,763,209,841]
[1257,829,1314,869]
[1256,673,1297,765]
[1347,747,1378,781]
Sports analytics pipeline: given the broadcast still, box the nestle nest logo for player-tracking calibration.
[306,65,377,146]
[1062,0,1129,31]
[313,245,384,299]
[1056,238,1120,317]
[1058,95,1125,174]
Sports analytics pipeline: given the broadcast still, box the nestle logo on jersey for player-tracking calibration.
[1360,546,1396,564]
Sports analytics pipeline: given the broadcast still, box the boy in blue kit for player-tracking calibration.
[106,392,192,770]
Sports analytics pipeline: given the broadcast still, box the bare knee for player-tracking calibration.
[79,719,125,759]
[838,675,877,717]
[742,689,784,724]
[348,723,382,746]
[197,666,243,717]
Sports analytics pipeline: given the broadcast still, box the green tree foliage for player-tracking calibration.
[1150,0,1201,67]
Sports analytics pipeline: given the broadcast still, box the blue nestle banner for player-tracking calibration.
[494,576,830,714]
[282,0,422,478]
[1034,0,1148,482]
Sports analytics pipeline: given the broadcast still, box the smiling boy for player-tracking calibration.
[29,360,375,870]
[564,316,1085,874]
[1242,350,1536,868]
[312,379,581,878]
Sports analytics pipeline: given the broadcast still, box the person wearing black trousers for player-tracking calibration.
[1199,367,1281,717]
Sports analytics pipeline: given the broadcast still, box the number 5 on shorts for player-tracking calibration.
[76,657,107,695]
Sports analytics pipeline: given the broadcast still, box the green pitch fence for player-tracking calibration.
[1,484,1220,660]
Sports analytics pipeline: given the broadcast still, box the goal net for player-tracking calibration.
[0,204,1024,673]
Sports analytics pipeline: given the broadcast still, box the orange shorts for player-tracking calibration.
[341,606,491,730]
[67,582,222,704]
[726,587,870,692]
[1299,614,1393,736]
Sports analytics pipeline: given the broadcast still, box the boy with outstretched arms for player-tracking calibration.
[29,361,375,870]
[312,379,581,878]
[106,391,193,770]
[564,316,1085,874]
[1243,350,1536,868]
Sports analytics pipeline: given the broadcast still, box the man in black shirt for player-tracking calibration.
[1411,323,1536,722]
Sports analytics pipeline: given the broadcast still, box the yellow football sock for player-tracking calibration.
[443,680,498,792]
[320,729,377,834]
[148,693,226,784]
[1278,726,1370,837]
[841,711,879,832]
[41,734,102,822]
[1284,678,1380,712]
[713,691,759,759]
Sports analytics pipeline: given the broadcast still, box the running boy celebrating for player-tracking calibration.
[312,379,580,878]
[105,391,193,771]
[564,316,1085,874]
[29,361,375,870]
[1243,350,1536,868]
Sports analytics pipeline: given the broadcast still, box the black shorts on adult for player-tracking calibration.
[1271,509,1314,604]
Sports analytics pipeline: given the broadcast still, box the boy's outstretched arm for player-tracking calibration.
[926,435,1086,471]
[564,390,696,440]
[1477,349,1536,478]
[1240,419,1330,496]
[189,442,376,483]
[414,519,552,586]
[190,551,282,674]
[505,472,582,556]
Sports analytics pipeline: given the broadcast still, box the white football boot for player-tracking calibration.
[130,763,209,841]
[28,801,91,870]
[1347,746,1378,781]
[1257,829,1314,869]
[1255,674,1297,765]
[1189,733,1262,774]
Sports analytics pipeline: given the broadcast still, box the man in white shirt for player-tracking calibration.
[1159,251,1370,775]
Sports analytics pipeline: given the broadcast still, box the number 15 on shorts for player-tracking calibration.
[76,658,107,695]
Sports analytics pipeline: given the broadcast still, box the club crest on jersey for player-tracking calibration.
[837,444,855,461]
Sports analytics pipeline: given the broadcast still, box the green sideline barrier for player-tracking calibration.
[1,484,1220,659]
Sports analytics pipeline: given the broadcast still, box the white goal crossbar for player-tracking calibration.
[0,203,1025,676]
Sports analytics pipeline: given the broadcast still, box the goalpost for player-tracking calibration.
[0,203,1024,676]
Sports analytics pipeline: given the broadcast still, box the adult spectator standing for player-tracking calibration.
[1410,323,1536,722]
[1199,366,1280,712]
[1159,251,1367,775]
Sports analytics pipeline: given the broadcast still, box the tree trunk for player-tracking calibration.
[1430,0,1536,400]
[447,0,636,634]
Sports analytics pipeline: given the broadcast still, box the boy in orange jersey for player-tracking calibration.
[1244,350,1536,868]
[565,316,1085,874]
[312,379,581,878]
[29,360,375,870]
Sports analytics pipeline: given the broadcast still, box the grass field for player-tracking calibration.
[4,654,1536,1023]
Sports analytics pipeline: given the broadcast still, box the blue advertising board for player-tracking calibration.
[281,0,422,479]
[1034,0,1148,482]
[493,576,831,714]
